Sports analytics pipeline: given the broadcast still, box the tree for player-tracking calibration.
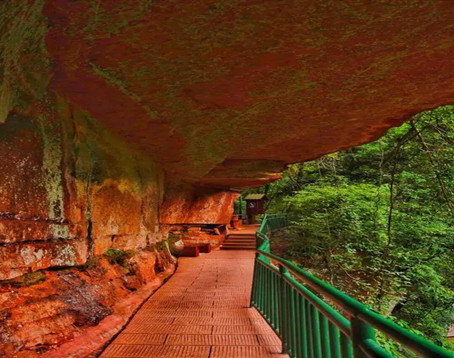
[260,105,454,350]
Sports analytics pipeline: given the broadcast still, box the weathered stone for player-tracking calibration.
[14,313,77,349]
[160,183,239,224]
[0,239,88,280]
[182,232,225,249]
[91,180,144,243]
[132,251,158,284]
[0,114,51,219]
[42,0,454,189]
[8,298,66,326]
[0,219,84,244]
[0,249,175,356]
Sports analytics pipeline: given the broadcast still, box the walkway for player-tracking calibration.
[101,250,288,358]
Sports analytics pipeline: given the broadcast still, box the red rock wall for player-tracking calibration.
[0,96,166,281]
[0,251,175,358]
[0,94,235,357]
[160,181,239,225]
[40,0,454,190]
[9,1,454,355]
[0,98,158,356]
[0,93,238,356]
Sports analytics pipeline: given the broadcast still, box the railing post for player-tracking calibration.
[250,251,259,308]
[351,316,375,358]
[278,264,289,354]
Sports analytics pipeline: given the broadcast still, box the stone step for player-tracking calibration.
[224,238,256,242]
[224,242,255,246]
[224,237,255,242]
[227,237,256,241]
[221,243,256,249]
[221,246,256,250]
[221,228,258,250]
[224,238,254,241]
[227,233,256,237]
[222,242,255,247]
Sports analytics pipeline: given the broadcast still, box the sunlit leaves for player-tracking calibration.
[262,105,454,348]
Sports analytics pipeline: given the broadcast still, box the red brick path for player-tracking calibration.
[101,250,288,358]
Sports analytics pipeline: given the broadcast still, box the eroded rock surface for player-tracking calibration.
[0,250,175,357]
[42,0,454,188]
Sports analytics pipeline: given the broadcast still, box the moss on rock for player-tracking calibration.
[0,0,51,121]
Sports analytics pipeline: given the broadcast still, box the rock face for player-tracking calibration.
[0,96,165,280]
[0,95,179,356]
[0,250,175,357]
[1,0,453,356]
[160,183,239,224]
[0,91,235,355]
[41,0,454,189]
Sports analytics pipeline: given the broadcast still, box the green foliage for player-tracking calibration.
[84,257,100,269]
[260,105,454,349]
[103,249,134,267]
[144,240,169,252]
[0,0,50,121]
[1,270,46,288]
[167,233,182,244]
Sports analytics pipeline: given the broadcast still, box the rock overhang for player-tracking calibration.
[39,0,454,190]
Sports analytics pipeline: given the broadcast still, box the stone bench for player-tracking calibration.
[198,243,211,253]
[181,246,199,257]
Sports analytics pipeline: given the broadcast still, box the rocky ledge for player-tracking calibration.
[0,248,175,357]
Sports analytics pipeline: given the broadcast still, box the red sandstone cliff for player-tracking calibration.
[0,0,453,356]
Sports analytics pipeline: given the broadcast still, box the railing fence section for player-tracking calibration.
[250,214,454,358]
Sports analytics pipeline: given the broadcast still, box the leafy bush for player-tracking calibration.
[256,105,454,348]
[103,249,134,267]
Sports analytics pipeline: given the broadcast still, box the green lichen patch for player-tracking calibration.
[1,270,46,288]
[37,115,65,221]
[0,0,51,122]
[0,112,35,142]
[57,96,162,192]
[103,248,134,267]
[82,0,155,40]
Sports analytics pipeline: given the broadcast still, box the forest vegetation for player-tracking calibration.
[245,105,454,352]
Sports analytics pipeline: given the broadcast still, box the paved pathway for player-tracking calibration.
[101,250,288,358]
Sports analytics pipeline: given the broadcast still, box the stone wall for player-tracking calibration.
[0,5,236,355]
[160,181,238,225]
[0,96,174,357]
[0,96,166,280]
[0,93,238,356]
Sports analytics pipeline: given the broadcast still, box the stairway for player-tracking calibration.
[221,231,256,250]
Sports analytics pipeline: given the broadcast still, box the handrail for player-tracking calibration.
[251,214,454,358]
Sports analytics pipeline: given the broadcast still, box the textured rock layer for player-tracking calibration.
[0,94,233,356]
[42,0,454,189]
[0,251,175,357]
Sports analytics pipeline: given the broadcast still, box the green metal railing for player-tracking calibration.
[250,214,454,358]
